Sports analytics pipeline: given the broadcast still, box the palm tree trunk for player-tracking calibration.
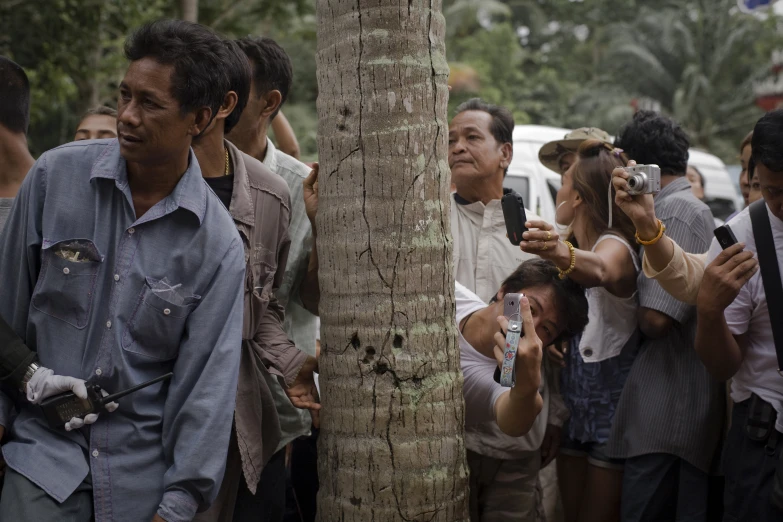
[180,0,198,22]
[314,0,468,520]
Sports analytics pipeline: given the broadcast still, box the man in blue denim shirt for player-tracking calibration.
[0,21,246,522]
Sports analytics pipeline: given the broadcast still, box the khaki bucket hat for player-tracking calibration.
[538,127,613,174]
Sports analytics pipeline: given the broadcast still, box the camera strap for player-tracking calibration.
[500,319,522,387]
[749,200,783,375]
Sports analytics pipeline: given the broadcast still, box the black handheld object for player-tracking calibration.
[40,372,173,429]
[714,224,738,250]
[501,191,528,245]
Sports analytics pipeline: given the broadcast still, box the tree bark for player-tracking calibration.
[180,0,198,22]
[315,0,468,521]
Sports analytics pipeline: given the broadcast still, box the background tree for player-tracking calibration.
[180,0,198,22]
[313,0,468,520]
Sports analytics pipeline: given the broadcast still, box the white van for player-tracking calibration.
[688,149,744,222]
[506,125,742,224]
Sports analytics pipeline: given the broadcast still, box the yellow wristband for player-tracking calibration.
[558,241,576,279]
[635,219,666,246]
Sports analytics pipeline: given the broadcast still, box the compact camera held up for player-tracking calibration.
[624,164,661,195]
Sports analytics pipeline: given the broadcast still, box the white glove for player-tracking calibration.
[65,389,119,431]
[25,367,119,430]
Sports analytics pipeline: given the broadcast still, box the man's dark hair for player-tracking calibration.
[124,20,232,122]
[455,98,514,146]
[82,105,118,119]
[0,56,31,134]
[752,109,783,173]
[614,110,690,176]
[235,36,293,119]
[493,258,588,344]
[223,40,251,135]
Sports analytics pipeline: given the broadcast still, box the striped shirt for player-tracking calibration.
[607,177,726,473]
[261,138,318,450]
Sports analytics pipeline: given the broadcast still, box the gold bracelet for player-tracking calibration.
[558,241,576,279]
[635,219,666,246]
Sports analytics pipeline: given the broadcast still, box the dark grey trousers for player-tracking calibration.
[722,399,783,522]
[621,453,709,522]
[0,468,92,521]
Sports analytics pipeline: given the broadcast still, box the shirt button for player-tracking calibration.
[163,308,171,316]
[63,267,70,275]
[95,368,102,376]
[106,320,112,329]
[128,227,135,235]
[583,348,593,358]
[114,274,120,282]
[92,450,99,458]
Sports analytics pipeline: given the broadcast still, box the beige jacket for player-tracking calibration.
[642,243,707,305]
[451,194,569,458]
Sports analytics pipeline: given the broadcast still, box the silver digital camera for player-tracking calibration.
[624,164,661,195]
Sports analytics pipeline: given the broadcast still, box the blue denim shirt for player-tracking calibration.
[0,140,245,522]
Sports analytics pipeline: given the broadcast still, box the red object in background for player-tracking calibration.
[755,95,783,111]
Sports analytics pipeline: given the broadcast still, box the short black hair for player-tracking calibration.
[752,109,783,173]
[235,36,293,119]
[82,105,118,119]
[493,258,588,345]
[124,20,232,121]
[454,98,514,146]
[614,110,690,176]
[0,56,31,134]
[223,40,251,135]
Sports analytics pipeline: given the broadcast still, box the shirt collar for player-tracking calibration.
[261,137,278,173]
[453,187,510,206]
[225,140,255,228]
[656,176,691,200]
[90,140,207,225]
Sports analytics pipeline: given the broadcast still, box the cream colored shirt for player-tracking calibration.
[642,242,707,305]
[451,194,569,458]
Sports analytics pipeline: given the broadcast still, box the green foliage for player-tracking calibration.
[0,0,169,155]
[443,0,782,161]
[2,0,780,163]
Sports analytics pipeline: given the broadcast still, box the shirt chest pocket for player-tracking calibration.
[122,277,200,361]
[32,240,103,329]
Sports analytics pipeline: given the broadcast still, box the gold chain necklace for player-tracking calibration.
[224,147,230,176]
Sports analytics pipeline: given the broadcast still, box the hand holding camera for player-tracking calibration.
[612,160,660,240]
[492,296,543,398]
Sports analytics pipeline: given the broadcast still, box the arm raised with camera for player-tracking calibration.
[612,163,707,307]
[490,298,544,437]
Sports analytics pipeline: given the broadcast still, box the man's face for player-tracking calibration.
[448,111,510,191]
[749,169,763,205]
[755,163,783,220]
[116,58,196,165]
[498,284,564,348]
[226,77,266,146]
[74,114,117,141]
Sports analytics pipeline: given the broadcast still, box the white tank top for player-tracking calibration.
[578,233,640,363]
